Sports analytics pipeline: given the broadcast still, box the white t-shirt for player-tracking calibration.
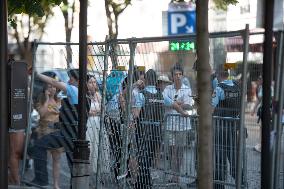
[163,84,194,131]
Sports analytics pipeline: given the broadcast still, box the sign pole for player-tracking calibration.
[0,0,8,188]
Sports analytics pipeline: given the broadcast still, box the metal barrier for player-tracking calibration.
[20,30,284,189]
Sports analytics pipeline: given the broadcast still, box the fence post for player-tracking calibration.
[21,40,38,180]
[118,39,136,188]
[237,24,249,189]
[272,31,284,189]
[95,39,110,188]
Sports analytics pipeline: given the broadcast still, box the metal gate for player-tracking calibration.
[19,29,284,189]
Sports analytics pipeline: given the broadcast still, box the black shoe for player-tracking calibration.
[26,179,48,188]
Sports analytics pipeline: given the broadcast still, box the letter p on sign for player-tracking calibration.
[170,13,187,34]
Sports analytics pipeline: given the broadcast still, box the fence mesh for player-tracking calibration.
[20,31,284,189]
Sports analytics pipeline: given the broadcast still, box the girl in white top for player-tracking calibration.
[86,76,110,175]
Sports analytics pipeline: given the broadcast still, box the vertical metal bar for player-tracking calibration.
[21,40,38,179]
[236,24,249,189]
[262,1,275,188]
[78,0,88,140]
[96,40,109,188]
[0,0,8,188]
[273,31,284,189]
[72,0,90,188]
[119,40,135,188]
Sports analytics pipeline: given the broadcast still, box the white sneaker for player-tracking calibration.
[254,144,261,152]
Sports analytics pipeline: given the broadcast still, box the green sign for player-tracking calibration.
[169,41,195,51]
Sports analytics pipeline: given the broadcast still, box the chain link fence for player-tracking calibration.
[20,30,284,189]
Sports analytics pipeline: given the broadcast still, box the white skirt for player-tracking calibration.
[86,116,110,173]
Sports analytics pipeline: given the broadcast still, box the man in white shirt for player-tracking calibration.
[163,64,194,183]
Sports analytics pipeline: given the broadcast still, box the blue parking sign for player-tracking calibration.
[168,11,196,35]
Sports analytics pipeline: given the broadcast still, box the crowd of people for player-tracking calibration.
[8,63,245,189]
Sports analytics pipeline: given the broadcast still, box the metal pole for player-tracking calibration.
[119,40,136,188]
[261,0,275,188]
[0,0,8,188]
[77,0,88,140]
[95,39,110,188]
[21,40,38,180]
[236,24,249,189]
[273,31,284,189]
[72,0,90,188]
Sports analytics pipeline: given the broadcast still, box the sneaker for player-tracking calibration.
[254,144,261,152]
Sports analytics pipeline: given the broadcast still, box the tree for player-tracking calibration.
[104,0,132,67]
[196,1,212,188]
[7,0,62,68]
[60,0,77,67]
[195,0,237,189]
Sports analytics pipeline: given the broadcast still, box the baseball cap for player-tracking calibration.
[157,75,172,83]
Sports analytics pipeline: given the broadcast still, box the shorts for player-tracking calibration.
[9,128,25,133]
[166,130,188,146]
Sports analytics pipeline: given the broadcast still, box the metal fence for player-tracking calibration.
[19,29,284,189]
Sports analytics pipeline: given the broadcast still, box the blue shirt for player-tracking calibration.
[212,80,234,107]
[141,85,158,106]
[132,87,144,108]
[66,84,78,105]
[212,77,218,90]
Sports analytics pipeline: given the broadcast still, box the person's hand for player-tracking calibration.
[176,100,183,106]
[119,94,126,111]
[89,109,98,116]
[181,111,189,117]
[45,90,50,99]
[135,80,144,90]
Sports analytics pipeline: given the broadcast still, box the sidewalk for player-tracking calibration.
[9,185,36,189]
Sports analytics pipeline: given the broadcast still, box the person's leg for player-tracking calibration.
[106,118,122,179]
[9,131,25,185]
[30,136,49,185]
[228,127,237,181]
[29,131,63,186]
[254,123,262,152]
[135,124,152,189]
[51,150,62,189]
[214,126,226,189]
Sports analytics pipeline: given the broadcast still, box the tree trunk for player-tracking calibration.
[196,0,213,188]
[62,0,75,68]
[105,1,119,68]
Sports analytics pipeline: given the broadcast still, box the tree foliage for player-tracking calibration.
[213,0,238,10]
[8,0,62,25]
[7,0,62,67]
[171,0,238,10]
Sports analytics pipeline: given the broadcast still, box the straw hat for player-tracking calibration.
[157,75,172,83]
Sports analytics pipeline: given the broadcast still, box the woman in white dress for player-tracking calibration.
[86,76,110,176]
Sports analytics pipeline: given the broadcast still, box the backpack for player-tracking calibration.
[214,81,241,117]
[139,89,165,124]
[106,70,127,102]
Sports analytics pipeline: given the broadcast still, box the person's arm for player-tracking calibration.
[211,86,225,115]
[36,72,67,92]
[163,88,188,116]
[131,90,143,119]
[172,102,188,116]
[251,97,262,115]
[36,90,49,116]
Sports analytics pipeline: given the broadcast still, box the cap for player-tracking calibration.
[157,75,172,83]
